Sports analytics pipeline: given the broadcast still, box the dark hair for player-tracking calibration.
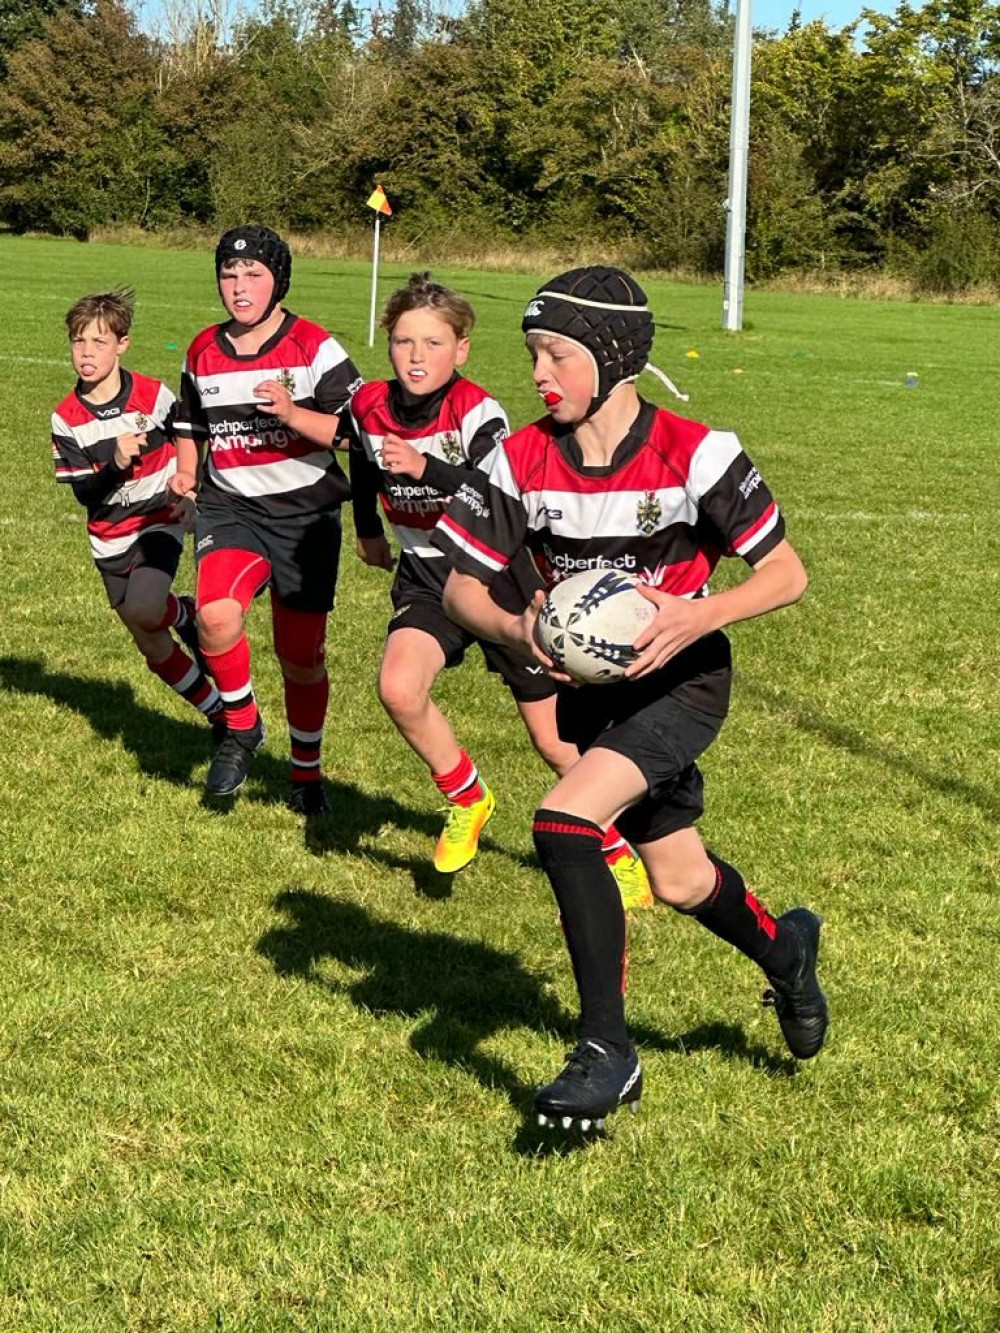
[65,287,136,340]
[381,272,475,339]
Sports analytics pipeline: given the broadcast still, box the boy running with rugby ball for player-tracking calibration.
[436,266,828,1128]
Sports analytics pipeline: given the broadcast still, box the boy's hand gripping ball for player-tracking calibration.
[536,568,656,684]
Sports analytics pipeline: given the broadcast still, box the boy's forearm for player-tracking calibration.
[443,570,520,646]
[174,437,201,482]
[701,541,808,633]
[286,405,341,450]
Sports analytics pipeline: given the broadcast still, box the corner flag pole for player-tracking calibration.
[366,185,393,347]
[722,0,753,332]
[368,213,382,347]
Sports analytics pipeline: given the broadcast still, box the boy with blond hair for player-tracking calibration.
[350,271,651,907]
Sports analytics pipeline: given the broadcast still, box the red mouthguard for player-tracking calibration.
[542,391,562,407]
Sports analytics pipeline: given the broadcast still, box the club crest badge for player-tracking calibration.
[276,369,296,396]
[441,432,462,465]
[635,491,662,536]
[133,412,150,433]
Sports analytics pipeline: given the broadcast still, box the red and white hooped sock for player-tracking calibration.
[284,673,329,784]
[202,635,259,732]
[147,643,220,716]
[432,750,485,807]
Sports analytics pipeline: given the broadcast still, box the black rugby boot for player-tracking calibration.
[205,717,266,797]
[535,1040,642,1131]
[287,781,332,817]
[763,908,829,1059]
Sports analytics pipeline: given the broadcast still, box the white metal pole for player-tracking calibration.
[368,214,382,347]
[723,0,753,331]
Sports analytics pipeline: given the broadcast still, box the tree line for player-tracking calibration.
[0,0,998,290]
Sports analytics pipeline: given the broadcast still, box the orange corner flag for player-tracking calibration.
[366,185,392,217]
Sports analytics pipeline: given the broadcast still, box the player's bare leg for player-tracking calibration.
[379,628,494,872]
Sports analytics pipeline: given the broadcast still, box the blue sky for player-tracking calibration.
[753,0,893,32]
[135,0,897,40]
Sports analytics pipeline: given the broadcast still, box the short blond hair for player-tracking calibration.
[381,272,475,340]
[65,287,135,340]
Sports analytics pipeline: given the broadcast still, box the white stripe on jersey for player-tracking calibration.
[686,430,743,501]
[52,402,175,451]
[482,445,521,502]
[524,484,698,537]
[107,456,177,507]
[89,523,183,561]
[206,450,335,498]
[734,505,781,556]
[436,515,507,572]
[360,397,506,469]
[194,345,350,409]
[395,528,447,559]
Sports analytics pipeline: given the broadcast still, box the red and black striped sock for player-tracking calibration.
[147,644,221,717]
[533,808,629,1053]
[684,852,794,975]
[432,750,485,807]
[284,673,329,784]
[154,593,190,634]
[202,635,259,732]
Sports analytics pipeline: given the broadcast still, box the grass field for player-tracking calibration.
[1,234,998,1331]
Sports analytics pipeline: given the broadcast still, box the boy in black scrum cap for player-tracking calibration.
[435,266,828,1130]
[170,226,362,809]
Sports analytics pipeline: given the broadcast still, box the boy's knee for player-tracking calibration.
[279,658,326,686]
[197,601,241,646]
[377,665,427,721]
[650,863,716,911]
[119,597,164,635]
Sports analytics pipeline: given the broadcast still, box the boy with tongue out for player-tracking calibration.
[434,265,828,1130]
[169,226,363,810]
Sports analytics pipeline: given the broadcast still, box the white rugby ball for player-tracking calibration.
[536,568,656,684]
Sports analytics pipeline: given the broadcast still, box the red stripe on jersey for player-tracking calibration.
[352,377,498,443]
[88,507,175,540]
[504,411,711,497]
[380,501,442,531]
[730,500,776,554]
[208,435,325,469]
[436,511,508,567]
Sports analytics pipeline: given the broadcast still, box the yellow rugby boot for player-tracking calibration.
[607,849,653,912]
[434,784,496,873]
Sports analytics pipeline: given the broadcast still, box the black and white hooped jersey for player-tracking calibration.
[348,374,507,583]
[51,370,180,567]
[174,313,362,519]
[432,399,786,596]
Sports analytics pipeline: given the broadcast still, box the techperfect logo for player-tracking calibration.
[543,546,637,577]
[208,416,292,451]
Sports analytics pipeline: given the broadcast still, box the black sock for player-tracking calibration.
[683,852,796,977]
[533,809,629,1054]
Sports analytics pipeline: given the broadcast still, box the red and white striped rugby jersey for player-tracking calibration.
[51,369,180,567]
[174,313,362,519]
[348,375,508,575]
[432,400,786,596]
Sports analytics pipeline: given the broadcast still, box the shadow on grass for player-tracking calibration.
[739,674,1000,820]
[258,888,795,1155]
[0,655,530,880]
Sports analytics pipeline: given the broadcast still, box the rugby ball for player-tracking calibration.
[536,568,656,684]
